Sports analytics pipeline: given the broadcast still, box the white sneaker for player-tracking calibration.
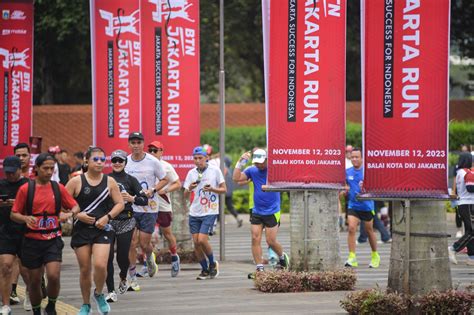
[146,253,158,277]
[448,246,458,264]
[106,290,118,303]
[24,291,32,311]
[117,278,129,294]
[455,230,463,238]
[0,305,11,315]
[128,275,141,292]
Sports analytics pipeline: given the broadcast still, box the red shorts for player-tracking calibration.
[156,212,172,228]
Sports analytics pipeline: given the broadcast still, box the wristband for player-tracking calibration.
[107,214,113,221]
[152,187,157,193]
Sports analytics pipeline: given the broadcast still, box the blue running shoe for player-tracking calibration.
[93,292,111,315]
[77,304,91,315]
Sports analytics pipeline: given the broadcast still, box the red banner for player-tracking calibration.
[265,0,346,189]
[362,0,450,197]
[90,0,141,159]
[0,0,33,164]
[140,0,200,179]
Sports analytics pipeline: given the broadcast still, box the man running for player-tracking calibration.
[344,147,380,268]
[147,141,182,277]
[66,147,124,315]
[14,143,33,179]
[11,153,79,315]
[233,149,289,273]
[125,132,167,290]
[0,156,30,315]
[184,146,226,280]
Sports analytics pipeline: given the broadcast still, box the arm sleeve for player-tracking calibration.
[11,185,27,214]
[129,175,148,206]
[59,184,78,209]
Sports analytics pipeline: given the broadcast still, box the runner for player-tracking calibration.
[233,149,289,274]
[66,147,124,315]
[14,143,33,179]
[0,156,30,315]
[125,132,168,291]
[344,147,380,268]
[147,141,182,277]
[183,146,226,280]
[105,150,148,302]
[10,153,79,315]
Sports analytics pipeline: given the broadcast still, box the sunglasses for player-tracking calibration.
[111,158,125,164]
[253,154,265,159]
[92,156,106,163]
[148,148,162,153]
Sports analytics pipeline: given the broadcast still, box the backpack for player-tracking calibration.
[464,168,474,193]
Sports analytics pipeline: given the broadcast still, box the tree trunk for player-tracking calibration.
[388,200,452,295]
[290,190,341,271]
[170,188,193,251]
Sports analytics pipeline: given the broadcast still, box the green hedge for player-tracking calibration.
[202,121,473,154]
[229,189,290,214]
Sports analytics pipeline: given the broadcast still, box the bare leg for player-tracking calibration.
[91,243,110,294]
[265,225,283,256]
[250,224,264,265]
[74,245,92,304]
[0,254,15,306]
[347,215,360,254]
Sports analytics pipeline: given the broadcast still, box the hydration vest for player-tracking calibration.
[25,180,62,235]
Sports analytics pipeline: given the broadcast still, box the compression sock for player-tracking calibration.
[207,253,215,266]
[199,259,208,271]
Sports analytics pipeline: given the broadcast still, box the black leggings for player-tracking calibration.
[106,229,134,292]
[453,204,474,256]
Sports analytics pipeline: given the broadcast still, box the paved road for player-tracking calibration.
[10,214,474,314]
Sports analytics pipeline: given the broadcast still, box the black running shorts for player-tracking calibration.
[347,209,375,222]
[71,225,112,249]
[21,237,64,269]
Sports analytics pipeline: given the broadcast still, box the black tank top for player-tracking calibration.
[75,174,111,222]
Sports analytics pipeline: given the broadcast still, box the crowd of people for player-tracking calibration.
[2,135,472,315]
[0,132,290,315]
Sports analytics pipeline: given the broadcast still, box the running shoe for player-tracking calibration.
[171,254,180,277]
[128,276,141,292]
[345,255,358,268]
[209,261,220,279]
[279,252,290,270]
[117,279,129,294]
[0,305,11,315]
[9,291,20,305]
[106,290,118,303]
[23,290,32,311]
[93,291,111,315]
[237,218,243,228]
[196,270,210,280]
[448,246,458,265]
[146,252,158,277]
[369,252,381,268]
[45,302,57,315]
[137,264,149,277]
[77,304,91,315]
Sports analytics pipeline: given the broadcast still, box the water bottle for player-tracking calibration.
[267,247,278,268]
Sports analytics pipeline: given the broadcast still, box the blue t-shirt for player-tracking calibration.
[244,166,280,215]
[346,166,374,212]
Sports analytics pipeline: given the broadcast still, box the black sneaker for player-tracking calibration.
[10,291,20,305]
[196,270,210,280]
[45,302,57,315]
[279,252,290,270]
[209,261,219,279]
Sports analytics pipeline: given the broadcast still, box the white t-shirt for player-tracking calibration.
[456,168,474,205]
[125,153,166,213]
[157,159,179,213]
[183,164,225,217]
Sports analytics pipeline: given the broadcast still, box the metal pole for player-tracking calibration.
[303,190,309,271]
[218,0,226,261]
[403,199,411,294]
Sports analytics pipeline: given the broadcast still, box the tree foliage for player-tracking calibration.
[32,0,473,104]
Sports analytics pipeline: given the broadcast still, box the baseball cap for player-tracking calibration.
[252,149,267,164]
[148,141,163,149]
[128,132,144,141]
[192,146,207,156]
[48,145,61,154]
[111,150,127,161]
[3,155,21,172]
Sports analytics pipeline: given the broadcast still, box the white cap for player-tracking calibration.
[252,149,267,164]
